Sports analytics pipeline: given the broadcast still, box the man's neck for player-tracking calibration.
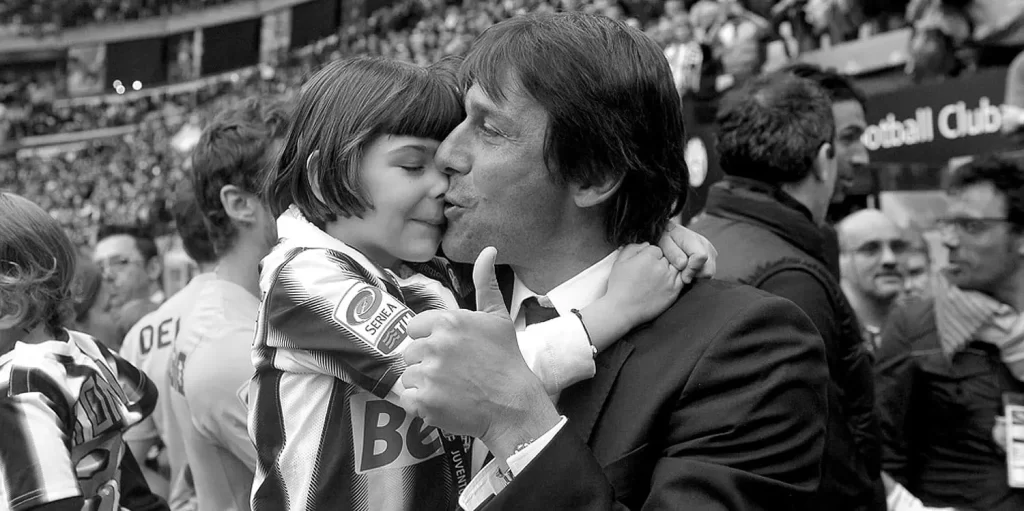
[780,183,825,226]
[842,281,893,330]
[510,233,617,296]
[215,239,264,298]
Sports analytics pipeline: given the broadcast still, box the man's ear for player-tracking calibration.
[813,142,836,183]
[572,172,625,208]
[220,184,262,226]
[306,150,327,204]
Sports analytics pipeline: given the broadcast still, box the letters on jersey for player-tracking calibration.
[334,284,415,356]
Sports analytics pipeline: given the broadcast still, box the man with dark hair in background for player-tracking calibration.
[396,12,829,510]
[690,72,883,511]
[120,187,218,511]
[93,224,165,347]
[167,97,288,511]
[781,62,870,274]
[876,155,1024,510]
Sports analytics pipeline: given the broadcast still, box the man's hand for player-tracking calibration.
[659,221,717,284]
[401,247,562,461]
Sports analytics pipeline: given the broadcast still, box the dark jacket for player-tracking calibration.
[483,278,829,510]
[691,177,883,511]
[877,297,1024,511]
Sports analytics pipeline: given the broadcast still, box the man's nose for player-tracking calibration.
[940,227,959,249]
[436,124,470,177]
[880,245,898,265]
[849,145,869,169]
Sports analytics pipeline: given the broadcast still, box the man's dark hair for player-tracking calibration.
[97,224,159,263]
[171,187,217,265]
[460,12,688,245]
[715,73,836,185]
[191,97,291,254]
[948,155,1024,229]
[780,62,867,108]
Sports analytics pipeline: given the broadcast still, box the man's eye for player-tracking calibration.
[400,166,424,172]
[478,123,502,138]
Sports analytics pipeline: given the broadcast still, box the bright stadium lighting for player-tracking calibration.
[113,80,122,88]
[115,85,125,95]
[132,81,142,91]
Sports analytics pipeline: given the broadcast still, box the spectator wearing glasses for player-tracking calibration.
[875,155,1024,511]
[92,225,164,348]
[837,209,909,351]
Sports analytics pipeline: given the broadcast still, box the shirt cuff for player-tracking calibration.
[458,416,568,511]
[518,317,596,396]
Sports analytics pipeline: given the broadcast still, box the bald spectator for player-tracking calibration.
[838,209,909,350]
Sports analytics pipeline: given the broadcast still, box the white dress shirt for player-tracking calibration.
[461,249,620,510]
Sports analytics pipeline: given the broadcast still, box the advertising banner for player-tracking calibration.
[862,67,1016,165]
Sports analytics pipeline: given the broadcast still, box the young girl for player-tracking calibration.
[0,192,166,511]
[249,56,708,511]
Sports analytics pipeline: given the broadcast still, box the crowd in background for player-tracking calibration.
[2,0,1024,248]
[0,0,239,34]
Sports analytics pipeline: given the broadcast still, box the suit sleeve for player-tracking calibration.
[483,294,829,511]
[760,269,880,474]
[874,305,920,486]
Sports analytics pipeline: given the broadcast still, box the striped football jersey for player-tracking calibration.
[0,329,157,511]
[249,207,471,511]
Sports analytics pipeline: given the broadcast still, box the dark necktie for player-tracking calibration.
[479,297,559,468]
[520,296,560,326]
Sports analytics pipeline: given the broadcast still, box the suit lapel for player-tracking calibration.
[559,338,635,443]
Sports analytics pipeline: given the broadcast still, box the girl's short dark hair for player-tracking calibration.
[265,56,463,225]
[0,192,78,336]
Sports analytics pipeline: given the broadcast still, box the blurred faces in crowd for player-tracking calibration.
[902,233,933,300]
[840,209,908,302]
[830,98,868,203]
[92,230,162,311]
[941,177,1024,299]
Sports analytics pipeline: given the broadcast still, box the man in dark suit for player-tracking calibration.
[398,12,830,510]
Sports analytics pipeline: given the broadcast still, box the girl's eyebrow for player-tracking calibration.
[388,144,429,156]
